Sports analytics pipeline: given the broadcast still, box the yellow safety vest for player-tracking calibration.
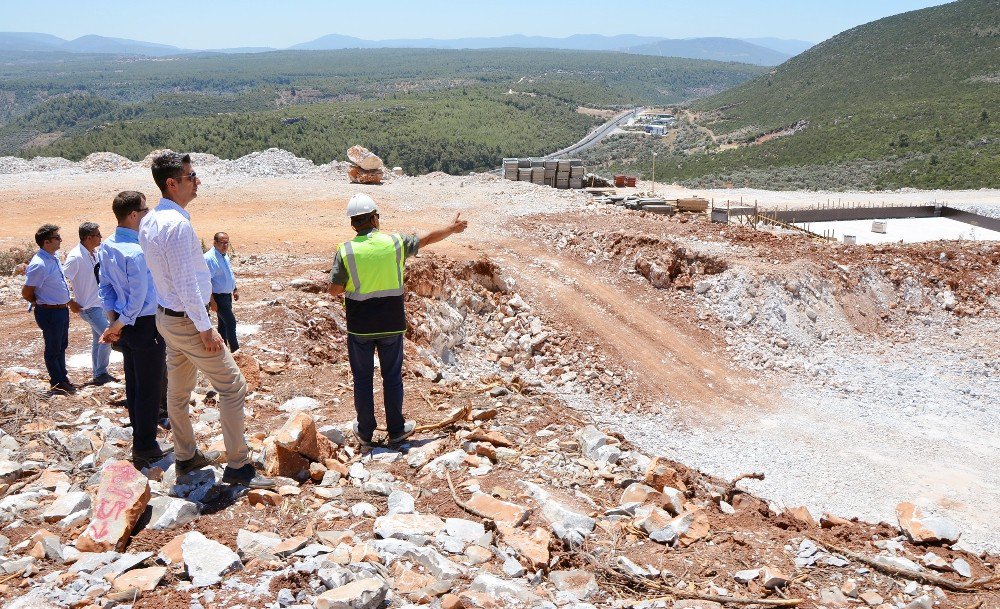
[338,231,406,336]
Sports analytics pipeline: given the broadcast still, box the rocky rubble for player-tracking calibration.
[0,370,995,609]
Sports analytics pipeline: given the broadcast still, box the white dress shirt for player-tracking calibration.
[62,243,102,309]
[139,198,214,332]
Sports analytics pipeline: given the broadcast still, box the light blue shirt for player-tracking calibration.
[98,227,158,326]
[24,249,71,305]
[204,247,236,294]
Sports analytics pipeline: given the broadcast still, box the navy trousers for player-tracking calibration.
[214,292,239,352]
[348,333,405,441]
[34,307,69,386]
[119,315,165,453]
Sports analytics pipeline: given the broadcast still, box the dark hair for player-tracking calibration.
[78,221,100,242]
[112,191,146,221]
[35,224,59,247]
[151,152,191,193]
[351,211,378,230]
[213,232,228,242]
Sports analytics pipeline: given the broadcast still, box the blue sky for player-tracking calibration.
[3,0,953,49]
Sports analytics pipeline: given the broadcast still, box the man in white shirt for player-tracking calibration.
[63,222,116,385]
[139,152,274,489]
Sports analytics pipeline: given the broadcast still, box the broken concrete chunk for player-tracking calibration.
[236,529,282,560]
[621,483,661,506]
[315,576,389,609]
[498,524,550,570]
[468,572,540,604]
[445,518,486,544]
[465,492,528,526]
[274,412,320,460]
[112,566,166,592]
[733,569,759,584]
[550,569,598,601]
[77,460,150,552]
[373,513,445,541]
[952,557,971,578]
[634,504,677,544]
[644,457,686,492]
[386,490,415,515]
[42,491,91,523]
[181,531,242,587]
[278,396,320,413]
[523,481,595,547]
[897,502,962,545]
[263,437,311,480]
[147,496,199,530]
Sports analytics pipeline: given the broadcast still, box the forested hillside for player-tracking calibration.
[0,48,764,172]
[584,0,1000,190]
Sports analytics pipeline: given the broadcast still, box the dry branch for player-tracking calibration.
[724,472,765,502]
[445,470,491,520]
[628,591,802,607]
[375,403,471,433]
[810,537,1000,592]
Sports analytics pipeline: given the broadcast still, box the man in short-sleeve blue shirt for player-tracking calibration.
[204,232,239,352]
[21,224,77,394]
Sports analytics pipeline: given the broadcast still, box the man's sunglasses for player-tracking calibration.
[173,171,197,181]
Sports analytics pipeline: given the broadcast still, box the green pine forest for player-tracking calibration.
[0,49,763,174]
[584,0,1000,190]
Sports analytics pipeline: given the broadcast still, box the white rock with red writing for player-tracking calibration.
[76,460,150,552]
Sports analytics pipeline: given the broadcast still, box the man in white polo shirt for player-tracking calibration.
[63,221,116,386]
[139,152,273,489]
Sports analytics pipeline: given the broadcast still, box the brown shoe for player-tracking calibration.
[176,450,221,476]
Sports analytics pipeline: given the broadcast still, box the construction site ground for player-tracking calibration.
[0,152,997,608]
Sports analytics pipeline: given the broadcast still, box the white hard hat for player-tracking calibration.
[346,193,378,217]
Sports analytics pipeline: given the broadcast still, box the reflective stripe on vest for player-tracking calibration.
[340,231,405,301]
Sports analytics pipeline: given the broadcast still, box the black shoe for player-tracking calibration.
[222,464,275,489]
[132,444,174,469]
[93,373,119,386]
[351,421,375,448]
[159,417,172,431]
[50,381,77,395]
[176,450,221,476]
[388,420,417,446]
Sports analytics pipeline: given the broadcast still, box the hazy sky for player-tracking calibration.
[4,0,954,49]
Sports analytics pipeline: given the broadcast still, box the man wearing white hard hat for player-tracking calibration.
[329,193,468,447]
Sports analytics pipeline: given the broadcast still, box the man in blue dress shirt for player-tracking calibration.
[21,224,78,394]
[98,191,172,468]
[204,232,240,352]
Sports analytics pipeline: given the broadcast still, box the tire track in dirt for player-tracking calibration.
[494,237,763,422]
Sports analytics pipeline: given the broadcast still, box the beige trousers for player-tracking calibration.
[155,310,251,469]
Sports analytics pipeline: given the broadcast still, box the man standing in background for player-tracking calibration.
[21,224,77,394]
[98,191,172,468]
[63,221,116,386]
[205,231,239,352]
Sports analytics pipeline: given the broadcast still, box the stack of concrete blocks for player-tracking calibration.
[569,160,585,189]
[530,159,545,185]
[556,159,571,189]
[543,160,557,187]
[502,158,519,181]
[502,157,587,189]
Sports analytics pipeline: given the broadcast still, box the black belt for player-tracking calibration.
[36,303,69,309]
[158,306,188,318]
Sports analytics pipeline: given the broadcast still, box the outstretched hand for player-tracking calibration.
[450,212,468,235]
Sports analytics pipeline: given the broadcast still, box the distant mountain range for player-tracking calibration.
[0,32,813,65]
